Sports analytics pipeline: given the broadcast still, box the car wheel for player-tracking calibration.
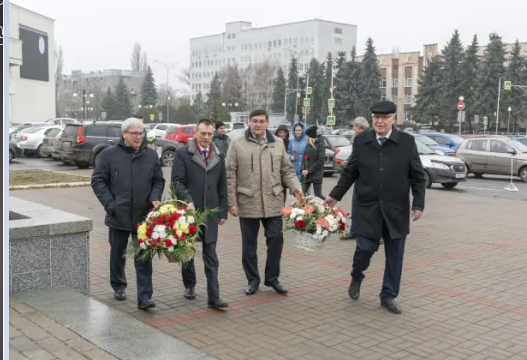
[9,150,14,163]
[424,171,432,189]
[36,145,44,158]
[161,149,175,167]
[62,160,72,165]
[93,152,102,168]
[75,163,90,169]
[441,182,458,189]
[519,166,527,182]
[473,173,483,178]
[178,142,186,146]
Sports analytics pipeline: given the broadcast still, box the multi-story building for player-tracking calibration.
[8,3,56,124]
[189,19,357,103]
[59,69,144,119]
[356,44,439,125]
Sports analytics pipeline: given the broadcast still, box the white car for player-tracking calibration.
[16,125,63,158]
[147,123,178,139]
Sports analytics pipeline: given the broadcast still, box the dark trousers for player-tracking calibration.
[181,241,220,300]
[239,217,284,286]
[349,187,358,237]
[302,182,325,200]
[351,221,406,299]
[109,228,153,302]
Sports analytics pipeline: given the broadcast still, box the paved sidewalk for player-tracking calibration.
[9,296,118,360]
[11,171,527,360]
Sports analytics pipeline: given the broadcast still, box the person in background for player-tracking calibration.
[91,117,165,310]
[341,117,370,241]
[324,101,426,314]
[301,126,326,200]
[212,121,231,155]
[288,122,308,183]
[275,125,291,204]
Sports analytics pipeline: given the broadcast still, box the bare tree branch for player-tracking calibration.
[177,66,191,87]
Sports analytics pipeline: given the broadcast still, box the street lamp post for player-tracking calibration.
[283,46,315,122]
[458,96,464,136]
[73,90,94,119]
[155,59,178,124]
[507,106,512,135]
[222,102,239,121]
[138,104,154,121]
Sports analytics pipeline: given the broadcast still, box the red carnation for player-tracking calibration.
[303,155,308,160]
[178,206,186,211]
[149,243,156,249]
[180,233,186,241]
[156,218,164,225]
[138,238,144,243]
[172,213,182,220]
[339,221,346,231]
[295,220,306,229]
[167,220,175,228]
[146,229,152,238]
[189,225,197,235]
[293,150,297,155]
[164,239,173,248]
[155,238,161,243]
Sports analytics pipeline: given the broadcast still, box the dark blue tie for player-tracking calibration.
[202,149,208,165]
[378,137,387,146]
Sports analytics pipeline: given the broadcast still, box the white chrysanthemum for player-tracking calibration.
[177,216,187,224]
[296,216,304,222]
[167,246,174,252]
[316,225,322,234]
[139,242,147,249]
[322,230,329,237]
[290,213,296,220]
[318,206,325,213]
[151,231,160,240]
[177,209,186,215]
[153,225,167,239]
[186,216,195,224]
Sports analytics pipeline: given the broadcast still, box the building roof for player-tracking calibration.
[10,2,56,21]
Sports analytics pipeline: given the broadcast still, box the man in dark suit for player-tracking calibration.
[324,101,426,314]
[171,118,229,310]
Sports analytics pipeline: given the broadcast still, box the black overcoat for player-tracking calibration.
[302,138,326,184]
[329,129,426,240]
[171,140,228,244]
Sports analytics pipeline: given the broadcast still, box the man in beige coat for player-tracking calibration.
[226,109,303,296]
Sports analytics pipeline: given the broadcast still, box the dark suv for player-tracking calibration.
[59,121,180,169]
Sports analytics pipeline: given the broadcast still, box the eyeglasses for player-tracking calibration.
[126,131,144,137]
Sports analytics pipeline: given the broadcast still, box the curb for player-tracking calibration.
[9,182,91,190]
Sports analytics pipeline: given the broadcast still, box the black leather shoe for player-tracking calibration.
[114,290,126,301]
[381,297,401,314]
[207,298,229,310]
[348,280,361,300]
[267,281,288,295]
[137,299,156,310]
[245,284,259,295]
[184,288,195,300]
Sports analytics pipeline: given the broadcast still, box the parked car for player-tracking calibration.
[45,118,77,125]
[148,123,178,139]
[455,137,527,182]
[333,141,467,189]
[321,135,350,152]
[9,141,24,162]
[227,128,247,140]
[165,125,196,144]
[412,134,455,156]
[420,132,465,150]
[16,125,63,157]
[9,122,43,140]
[40,128,63,158]
[514,136,527,146]
[157,139,183,167]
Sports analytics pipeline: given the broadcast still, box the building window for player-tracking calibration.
[392,95,398,103]
[381,95,386,101]
[227,34,231,39]
[393,77,399,87]
[232,34,236,39]
[380,78,387,88]
[405,77,413,87]
[334,38,342,45]
[268,41,272,49]
[334,27,342,34]
[404,94,412,104]
[278,39,281,47]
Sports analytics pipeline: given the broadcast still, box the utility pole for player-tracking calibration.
[154,59,178,123]
[495,77,501,135]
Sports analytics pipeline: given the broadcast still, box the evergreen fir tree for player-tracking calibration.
[474,33,507,132]
[460,34,480,132]
[335,47,362,125]
[140,66,158,106]
[439,30,465,131]
[504,40,526,133]
[113,77,133,119]
[271,67,286,113]
[335,51,347,71]
[306,58,325,124]
[286,57,299,121]
[207,73,222,111]
[192,91,208,119]
[101,88,116,120]
[359,38,382,116]
[412,55,444,128]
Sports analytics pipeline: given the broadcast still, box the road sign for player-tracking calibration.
[328,98,335,108]
[457,111,466,123]
[329,86,334,94]
[149,113,155,121]
[303,98,310,107]
[101,111,107,120]
[474,115,479,123]
[504,81,512,91]
[457,102,465,111]
[483,116,488,126]
[326,115,336,126]
[306,87,313,95]
[159,112,163,121]
[405,116,409,122]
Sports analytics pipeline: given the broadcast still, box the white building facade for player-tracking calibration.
[9,3,56,124]
[189,19,357,100]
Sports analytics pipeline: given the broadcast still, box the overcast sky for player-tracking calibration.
[11,0,527,89]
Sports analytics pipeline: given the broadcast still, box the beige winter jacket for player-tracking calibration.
[226,129,301,218]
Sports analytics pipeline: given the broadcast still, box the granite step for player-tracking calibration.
[16,288,218,360]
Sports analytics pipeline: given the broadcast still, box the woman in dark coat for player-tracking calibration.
[275,125,291,204]
[301,126,326,200]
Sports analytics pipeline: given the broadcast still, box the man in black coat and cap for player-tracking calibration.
[171,118,229,310]
[324,101,426,314]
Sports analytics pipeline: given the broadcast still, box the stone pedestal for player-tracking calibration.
[9,197,93,295]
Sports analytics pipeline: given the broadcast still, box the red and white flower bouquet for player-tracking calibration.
[281,196,349,251]
[128,197,217,266]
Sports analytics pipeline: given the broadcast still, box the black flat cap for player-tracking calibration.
[370,101,396,115]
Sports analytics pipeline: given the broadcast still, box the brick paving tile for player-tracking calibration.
[11,171,527,360]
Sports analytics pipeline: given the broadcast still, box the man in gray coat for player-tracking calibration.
[212,121,231,155]
[171,118,229,310]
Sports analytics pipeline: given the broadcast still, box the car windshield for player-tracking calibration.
[327,136,350,148]
[508,140,527,153]
[415,135,438,146]
[26,127,45,133]
[416,141,436,155]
